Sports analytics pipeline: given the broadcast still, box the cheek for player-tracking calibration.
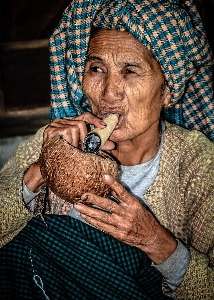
[127,101,162,128]
[82,76,96,97]
[125,86,149,119]
[82,76,101,112]
[127,82,163,117]
[122,86,163,133]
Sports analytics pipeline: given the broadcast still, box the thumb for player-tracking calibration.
[100,140,116,151]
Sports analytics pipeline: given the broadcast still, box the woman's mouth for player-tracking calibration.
[100,111,124,129]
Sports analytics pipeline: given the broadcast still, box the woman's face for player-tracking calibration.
[82,29,170,142]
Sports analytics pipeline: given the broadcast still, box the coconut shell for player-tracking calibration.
[38,135,118,203]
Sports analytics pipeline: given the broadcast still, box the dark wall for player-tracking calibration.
[0,0,71,113]
[0,0,72,43]
[195,0,214,52]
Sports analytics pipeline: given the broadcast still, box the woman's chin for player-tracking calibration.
[110,130,128,143]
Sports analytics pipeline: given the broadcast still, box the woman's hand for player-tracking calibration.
[43,112,115,151]
[74,174,177,264]
[23,113,115,193]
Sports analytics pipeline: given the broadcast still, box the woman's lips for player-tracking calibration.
[100,111,124,129]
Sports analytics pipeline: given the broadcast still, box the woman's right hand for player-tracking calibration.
[43,112,108,150]
[24,112,115,193]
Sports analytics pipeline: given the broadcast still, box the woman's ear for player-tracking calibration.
[162,85,172,107]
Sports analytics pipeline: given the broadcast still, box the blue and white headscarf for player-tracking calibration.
[49,0,214,141]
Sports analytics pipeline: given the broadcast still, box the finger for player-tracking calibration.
[44,126,79,144]
[68,125,81,148]
[80,214,128,242]
[50,114,106,143]
[80,213,118,232]
[103,174,131,204]
[76,112,107,126]
[51,118,88,134]
[100,140,116,151]
[80,193,119,213]
[43,118,88,144]
[74,203,114,224]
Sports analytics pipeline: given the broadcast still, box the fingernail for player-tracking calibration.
[100,121,107,126]
[103,174,110,180]
[82,195,90,202]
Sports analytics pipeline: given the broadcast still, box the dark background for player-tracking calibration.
[0,0,72,111]
[0,0,213,137]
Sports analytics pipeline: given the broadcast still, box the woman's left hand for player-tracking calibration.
[74,174,177,264]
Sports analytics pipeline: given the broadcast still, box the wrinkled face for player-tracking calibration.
[82,29,169,142]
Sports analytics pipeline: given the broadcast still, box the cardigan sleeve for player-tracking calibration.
[0,127,46,248]
[168,247,214,299]
[164,129,214,299]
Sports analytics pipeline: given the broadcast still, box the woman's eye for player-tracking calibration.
[90,66,103,73]
[124,69,136,75]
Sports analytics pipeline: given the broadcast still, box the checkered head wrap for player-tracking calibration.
[50,0,214,141]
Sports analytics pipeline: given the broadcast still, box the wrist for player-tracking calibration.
[149,237,178,265]
[141,228,177,264]
[24,162,45,192]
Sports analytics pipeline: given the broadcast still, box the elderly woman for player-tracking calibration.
[1,0,214,299]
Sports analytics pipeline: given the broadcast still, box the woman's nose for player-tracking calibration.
[101,73,123,103]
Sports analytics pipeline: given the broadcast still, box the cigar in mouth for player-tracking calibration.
[83,114,119,153]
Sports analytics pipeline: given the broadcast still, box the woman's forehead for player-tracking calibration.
[87,29,155,66]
